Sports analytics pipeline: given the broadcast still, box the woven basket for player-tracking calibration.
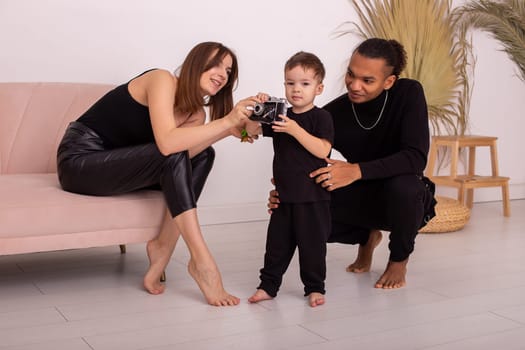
[419,196,470,233]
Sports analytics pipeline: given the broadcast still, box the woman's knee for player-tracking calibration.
[192,146,215,169]
[163,151,191,175]
[161,151,194,217]
[191,147,215,200]
[203,146,215,160]
[161,151,191,187]
[164,151,190,168]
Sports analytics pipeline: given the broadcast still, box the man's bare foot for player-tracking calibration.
[308,292,325,307]
[346,229,382,273]
[143,239,171,295]
[188,259,240,306]
[375,259,408,289]
[248,289,273,303]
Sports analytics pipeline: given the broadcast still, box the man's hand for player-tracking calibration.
[267,178,279,214]
[309,158,362,191]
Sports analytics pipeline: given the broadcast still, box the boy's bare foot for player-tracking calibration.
[188,259,240,306]
[248,289,273,303]
[375,259,408,289]
[346,229,382,273]
[144,239,170,295]
[308,292,325,307]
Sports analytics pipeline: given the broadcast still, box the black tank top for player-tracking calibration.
[77,71,155,148]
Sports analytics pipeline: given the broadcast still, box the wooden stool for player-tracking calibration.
[425,135,511,216]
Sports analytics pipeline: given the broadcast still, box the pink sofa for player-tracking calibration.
[0,82,165,255]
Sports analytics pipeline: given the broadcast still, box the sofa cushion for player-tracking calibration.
[0,173,165,238]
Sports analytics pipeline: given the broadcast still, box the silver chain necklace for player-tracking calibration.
[351,90,388,130]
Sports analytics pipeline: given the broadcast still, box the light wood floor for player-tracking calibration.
[1,200,524,350]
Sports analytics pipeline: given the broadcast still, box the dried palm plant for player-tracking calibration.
[453,0,525,82]
[337,0,474,136]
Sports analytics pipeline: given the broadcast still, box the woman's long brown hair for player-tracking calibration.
[175,42,238,121]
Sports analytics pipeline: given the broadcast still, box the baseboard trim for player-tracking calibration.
[197,202,268,226]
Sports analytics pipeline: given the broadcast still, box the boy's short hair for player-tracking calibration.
[284,51,325,82]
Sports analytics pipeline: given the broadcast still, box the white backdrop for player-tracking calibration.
[1,0,523,223]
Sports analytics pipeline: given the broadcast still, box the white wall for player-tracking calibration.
[1,0,523,223]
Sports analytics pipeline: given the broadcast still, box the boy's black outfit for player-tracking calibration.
[257,106,334,297]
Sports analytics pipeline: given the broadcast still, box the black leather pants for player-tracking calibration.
[57,122,214,218]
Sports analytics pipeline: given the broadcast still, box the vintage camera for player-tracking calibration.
[249,97,288,124]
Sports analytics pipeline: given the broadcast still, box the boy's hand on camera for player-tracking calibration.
[271,115,299,136]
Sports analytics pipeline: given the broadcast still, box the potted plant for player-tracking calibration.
[453,0,525,82]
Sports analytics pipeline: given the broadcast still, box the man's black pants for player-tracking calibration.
[329,174,436,262]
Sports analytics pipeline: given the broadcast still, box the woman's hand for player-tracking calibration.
[225,96,259,129]
[309,158,362,191]
[229,95,266,142]
[239,119,261,143]
[256,92,270,102]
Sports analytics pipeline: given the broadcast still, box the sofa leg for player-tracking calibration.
[160,271,166,282]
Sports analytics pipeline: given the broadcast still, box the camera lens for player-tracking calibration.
[253,103,264,115]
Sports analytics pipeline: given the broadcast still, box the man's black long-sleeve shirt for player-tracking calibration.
[323,78,429,180]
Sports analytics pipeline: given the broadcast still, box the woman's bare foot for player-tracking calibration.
[188,259,240,306]
[375,259,408,289]
[143,239,171,295]
[248,289,273,303]
[308,292,325,307]
[346,229,382,273]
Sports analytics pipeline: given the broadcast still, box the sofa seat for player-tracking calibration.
[0,173,164,254]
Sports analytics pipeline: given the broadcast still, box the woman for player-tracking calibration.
[57,41,258,306]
